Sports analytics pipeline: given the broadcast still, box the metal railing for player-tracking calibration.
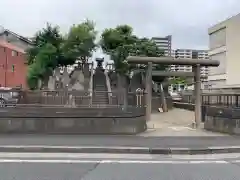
[0,89,146,108]
[104,69,113,104]
[88,62,94,104]
[17,90,91,107]
[180,94,240,108]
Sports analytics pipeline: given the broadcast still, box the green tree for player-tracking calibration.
[26,23,63,65]
[100,25,165,83]
[62,20,97,64]
[100,25,166,109]
[27,43,58,89]
[170,77,187,85]
[26,20,97,89]
[101,25,136,75]
[26,23,64,89]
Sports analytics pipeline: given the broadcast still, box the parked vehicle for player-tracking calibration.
[0,87,20,107]
[169,91,182,101]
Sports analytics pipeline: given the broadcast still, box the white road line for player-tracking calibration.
[230,160,240,163]
[0,145,148,149]
[171,153,240,160]
[0,153,153,160]
[101,160,228,164]
[0,159,229,164]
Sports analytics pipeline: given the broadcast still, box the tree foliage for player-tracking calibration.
[26,23,63,65]
[100,25,165,76]
[26,21,97,89]
[62,20,97,63]
[170,77,187,85]
[27,43,58,89]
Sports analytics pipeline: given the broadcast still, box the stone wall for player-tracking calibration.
[0,107,146,135]
[204,106,238,134]
[174,102,240,135]
[173,102,195,111]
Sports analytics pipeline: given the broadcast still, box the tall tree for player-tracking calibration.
[26,20,97,89]
[27,43,58,89]
[26,23,63,65]
[100,25,165,81]
[62,20,97,64]
[100,25,166,108]
[26,23,64,89]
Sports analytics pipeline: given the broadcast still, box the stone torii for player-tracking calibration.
[127,56,219,128]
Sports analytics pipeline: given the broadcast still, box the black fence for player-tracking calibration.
[181,94,240,108]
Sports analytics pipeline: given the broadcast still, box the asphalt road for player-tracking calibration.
[0,135,239,148]
[2,152,240,179]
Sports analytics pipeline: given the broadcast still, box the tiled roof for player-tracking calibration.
[0,41,25,54]
[0,29,33,44]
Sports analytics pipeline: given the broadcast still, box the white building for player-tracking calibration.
[169,49,209,92]
[207,13,240,89]
[170,49,209,77]
[152,35,172,56]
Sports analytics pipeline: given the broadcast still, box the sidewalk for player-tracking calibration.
[138,108,227,137]
[0,108,235,155]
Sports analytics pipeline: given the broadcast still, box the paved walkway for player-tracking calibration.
[138,108,227,137]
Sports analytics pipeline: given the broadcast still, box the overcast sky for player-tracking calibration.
[1,0,240,50]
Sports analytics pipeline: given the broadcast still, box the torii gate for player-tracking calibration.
[127,56,219,128]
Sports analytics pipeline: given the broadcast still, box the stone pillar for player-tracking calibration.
[160,83,168,112]
[193,64,201,128]
[145,62,152,121]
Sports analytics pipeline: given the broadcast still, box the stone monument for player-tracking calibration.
[96,58,104,69]
[47,66,85,91]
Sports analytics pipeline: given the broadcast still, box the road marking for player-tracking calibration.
[0,153,153,160]
[0,145,148,149]
[230,160,240,163]
[101,160,228,164]
[0,159,229,164]
[171,153,240,160]
[1,152,240,160]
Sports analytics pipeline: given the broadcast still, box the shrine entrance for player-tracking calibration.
[127,56,219,128]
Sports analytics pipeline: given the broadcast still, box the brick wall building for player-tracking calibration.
[0,41,27,89]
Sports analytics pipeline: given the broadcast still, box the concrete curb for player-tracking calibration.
[0,146,240,154]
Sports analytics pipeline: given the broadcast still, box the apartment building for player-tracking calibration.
[151,35,172,56]
[170,49,209,76]
[169,49,209,92]
[207,13,240,89]
[0,41,27,89]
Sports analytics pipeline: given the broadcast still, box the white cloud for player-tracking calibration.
[0,0,239,50]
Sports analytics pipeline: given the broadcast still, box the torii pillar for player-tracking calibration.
[127,56,219,128]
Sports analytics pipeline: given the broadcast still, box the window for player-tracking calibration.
[12,50,18,56]
[12,65,15,72]
[192,51,198,59]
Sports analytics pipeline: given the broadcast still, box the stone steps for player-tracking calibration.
[92,68,109,105]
